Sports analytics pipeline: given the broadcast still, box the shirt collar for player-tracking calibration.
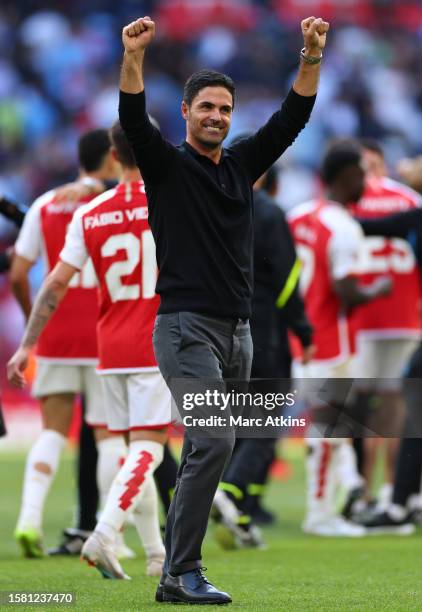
[181,141,228,165]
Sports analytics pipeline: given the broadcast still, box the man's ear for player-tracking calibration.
[181,100,189,120]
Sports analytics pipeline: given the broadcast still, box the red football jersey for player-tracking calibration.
[60,181,159,372]
[349,176,422,338]
[288,200,364,362]
[15,190,99,362]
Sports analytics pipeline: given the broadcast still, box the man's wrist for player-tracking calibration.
[303,46,323,56]
[300,47,323,64]
[124,49,145,62]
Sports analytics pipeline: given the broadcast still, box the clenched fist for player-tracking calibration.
[122,17,155,54]
[301,17,329,54]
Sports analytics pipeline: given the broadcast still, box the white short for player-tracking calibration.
[100,371,172,433]
[355,336,419,391]
[292,358,356,410]
[32,362,106,427]
[292,358,356,380]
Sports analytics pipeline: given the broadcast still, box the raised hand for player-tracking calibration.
[301,17,330,54]
[122,17,155,54]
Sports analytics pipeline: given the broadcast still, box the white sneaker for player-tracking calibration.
[146,553,165,576]
[376,483,393,512]
[81,532,131,580]
[302,515,366,537]
[114,532,136,560]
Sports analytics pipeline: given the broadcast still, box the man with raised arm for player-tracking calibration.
[119,15,329,605]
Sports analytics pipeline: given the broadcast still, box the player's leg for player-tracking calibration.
[49,409,99,555]
[214,349,283,538]
[82,372,168,579]
[297,360,365,537]
[82,366,129,558]
[154,442,178,515]
[381,340,418,497]
[115,372,169,573]
[360,345,422,533]
[15,362,76,557]
[154,313,245,604]
[358,338,416,504]
[214,437,272,548]
[76,405,99,533]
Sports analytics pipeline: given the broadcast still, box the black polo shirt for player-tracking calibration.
[119,88,315,319]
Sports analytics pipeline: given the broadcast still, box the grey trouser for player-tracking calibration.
[153,311,253,575]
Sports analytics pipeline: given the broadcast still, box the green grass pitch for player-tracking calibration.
[0,443,421,611]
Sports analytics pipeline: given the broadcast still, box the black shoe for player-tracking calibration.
[162,568,232,604]
[360,510,415,535]
[48,528,90,556]
[342,486,365,521]
[155,582,164,603]
[250,505,276,526]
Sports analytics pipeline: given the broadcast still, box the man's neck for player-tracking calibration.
[326,189,347,207]
[120,168,142,183]
[186,136,222,164]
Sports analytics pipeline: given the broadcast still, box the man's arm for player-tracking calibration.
[9,255,34,320]
[120,17,155,94]
[265,206,314,360]
[334,275,392,310]
[0,195,27,228]
[293,17,329,97]
[10,196,46,316]
[119,17,174,184]
[330,220,393,309]
[230,17,329,184]
[358,208,422,238]
[7,261,78,388]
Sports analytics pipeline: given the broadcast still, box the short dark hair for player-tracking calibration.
[109,120,137,169]
[183,69,235,108]
[321,139,362,185]
[78,129,111,172]
[360,138,384,158]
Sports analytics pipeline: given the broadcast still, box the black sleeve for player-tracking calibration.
[0,196,27,228]
[265,206,313,348]
[358,208,422,238]
[265,207,297,293]
[230,89,316,184]
[281,286,313,348]
[119,90,175,184]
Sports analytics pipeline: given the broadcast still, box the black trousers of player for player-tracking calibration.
[222,343,291,512]
[392,343,422,506]
[153,312,253,575]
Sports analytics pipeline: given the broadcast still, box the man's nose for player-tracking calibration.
[209,110,222,122]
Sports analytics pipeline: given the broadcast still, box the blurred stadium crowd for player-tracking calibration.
[1,0,422,429]
[1,0,422,215]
